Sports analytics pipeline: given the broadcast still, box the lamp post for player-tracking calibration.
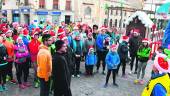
[120,0,123,32]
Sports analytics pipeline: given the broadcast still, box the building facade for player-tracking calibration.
[2,0,74,25]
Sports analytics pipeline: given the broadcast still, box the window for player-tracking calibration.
[124,11,127,16]
[53,0,59,9]
[2,0,5,5]
[110,5,113,15]
[116,10,118,15]
[66,0,71,10]
[24,0,29,6]
[84,6,91,18]
[39,0,45,8]
[115,19,117,27]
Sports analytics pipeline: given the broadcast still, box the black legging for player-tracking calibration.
[105,69,117,84]
[130,55,138,72]
[117,58,126,75]
[0,69,7,85]
[7,61,14,80]
[96,50,107,72]
[15,62,29,84]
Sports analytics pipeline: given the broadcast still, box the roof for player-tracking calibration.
[125,11,154,28]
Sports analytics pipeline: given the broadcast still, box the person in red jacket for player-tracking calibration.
[28,30,41,88]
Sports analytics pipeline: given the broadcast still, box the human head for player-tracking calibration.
[55,40,67,53]
[5,29,13,37]
[42,34,52,47]
[87,32,93,39]
[88,46,94,53]
[17,37,23,44]
[110,44,117,52]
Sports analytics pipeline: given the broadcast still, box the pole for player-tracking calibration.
[120,0,123,32]
[107,8,110,27]
[0,0,2,23]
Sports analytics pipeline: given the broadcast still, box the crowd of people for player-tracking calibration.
[0,20,170,96]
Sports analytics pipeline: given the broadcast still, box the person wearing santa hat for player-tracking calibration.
[96,26,110,74]
[2,30,17,84]
[85,46,97,76]
[117,36,129,77]
[22,28,31,47]
[104,44,120,87]
[141,52,170,96]
[0,35,8,92]
[134,38,151,85]
[71,32,84,78]
[129,28,142,74]
[28,30,41,88]
[14,37,30,89]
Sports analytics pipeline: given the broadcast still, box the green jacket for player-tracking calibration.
[137,47,151,62]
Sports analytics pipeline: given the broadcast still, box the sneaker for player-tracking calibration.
[19,84,26,89]
[23,82,31,87]
[139,80,145,85]
[6,76,10,82]
[0,85,4,92]
[103,84,108,88]
[128,71,132,75]
[77,75,80,78]
[102,72,106,75]
[34,81,39,88]
[10,79,17,84]
[134,71,137,74]
[72,75,75,78]
[2,84,8,91]
[122,75,128,78]
[134,79,139,84]
[113,83,119,87]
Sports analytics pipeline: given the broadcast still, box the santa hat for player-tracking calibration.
[73,26,79,30]
[142,38,150,44]
[16,37,23,43]
[100,26,108,31]
[133,29,140,34]
[122,36,129,42]
[154,53,170,73]
[34,28,41,33]
[5,29,13,34]
[88,46,94,51]
[43,30,49,34]
[111,44,117,49]
[23,29,29,36]
[58,28,65,35]
[31,30,39,37]
[58,34,67,40]
[50,31,55,37]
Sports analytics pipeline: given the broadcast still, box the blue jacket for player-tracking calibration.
[96,34,109,51]
[105,51,120,69]
[162,20,170,48]
[72,40,83,55]
[22,36,30,47]
[85,53,97,65]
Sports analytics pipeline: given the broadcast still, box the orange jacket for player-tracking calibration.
[37,44,52,81]
[2,40,14,61]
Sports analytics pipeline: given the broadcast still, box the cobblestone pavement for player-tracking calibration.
[0,60,153,96]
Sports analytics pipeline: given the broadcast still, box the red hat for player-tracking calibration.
[2,28,8,34]
[88,45,94,50]
[100,26,108,30]
[50,31,55,37]
[5,29,13,34]
[34,28,41,33]
[43,30,49,34]
[31,31,39,37]
[58,28,65,35]
[142,38,149,44]
[23,29,29,36]
[122,36,129,41]
[154,53,170,73]
[133,29,140,34]
[111,44,117,49]
[58,34,67,40]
